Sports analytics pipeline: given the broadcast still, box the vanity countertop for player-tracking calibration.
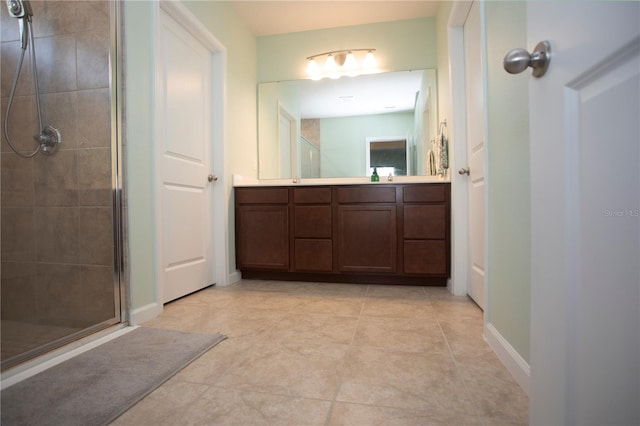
[232,174,450,187]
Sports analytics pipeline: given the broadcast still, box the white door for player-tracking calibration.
[278,112,292,178]
[528,2,639,424]
[464,1,486,310]
[157,8,215,303]
[278,106,297,179]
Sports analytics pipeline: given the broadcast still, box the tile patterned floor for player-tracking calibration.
[112,280,528,425]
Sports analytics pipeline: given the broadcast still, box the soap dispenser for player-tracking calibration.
[371,167,379,182]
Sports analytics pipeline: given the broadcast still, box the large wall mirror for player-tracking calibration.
[258,69,438,179]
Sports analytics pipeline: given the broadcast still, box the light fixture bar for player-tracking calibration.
[306,48,376,61]
[305,49,378,80]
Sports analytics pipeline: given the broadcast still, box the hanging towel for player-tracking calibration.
[427,150,436,175]
[436,132,449,175]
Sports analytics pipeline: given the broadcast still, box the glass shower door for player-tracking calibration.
[0,0,123,371]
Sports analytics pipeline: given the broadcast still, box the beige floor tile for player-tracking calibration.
[360,297,434,319]
[328,402,485,426]
[111,378,209,425]
[431,298,484,320]
[265,312,359,344]
[117,280,528,425]
[290,295,364,316]
[181,337,350,400]
[456,352,529,423]
[180,386,331,425]
[423,286,461,300]
[304,282,369,297]
[366,284,426,299]
[228,279,319,294]
[352,316,447,353]
[439,319,493,356]
[336,347,474,414]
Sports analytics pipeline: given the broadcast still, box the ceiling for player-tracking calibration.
[230,1,441,36]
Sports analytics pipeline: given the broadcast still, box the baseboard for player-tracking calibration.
[224,270,241,286]
[485,322,530,396]
[130,302,163,325]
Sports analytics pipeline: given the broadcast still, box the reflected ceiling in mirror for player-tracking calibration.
[299,70,424,118]
[258,69,437,180]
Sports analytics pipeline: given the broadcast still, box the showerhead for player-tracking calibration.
[6,0,32,19]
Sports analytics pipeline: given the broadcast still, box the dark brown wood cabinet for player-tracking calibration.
[235,188,289,270]
[235,183,450,285]
[292,187,333,272]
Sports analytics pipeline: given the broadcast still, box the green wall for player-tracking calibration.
[124,1,257,309]
[485,1,531,362]
[320,112,414,177]
[257,17,437,82]
[123,1,158,311]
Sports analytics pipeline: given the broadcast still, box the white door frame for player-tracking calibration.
[447,0,473,298]
[154,1,228,306]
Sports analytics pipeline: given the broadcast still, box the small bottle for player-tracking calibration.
[371,167,379,182]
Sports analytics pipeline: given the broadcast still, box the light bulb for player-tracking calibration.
[343,51,359,77]
[364,50,377,69]
[324,54,338,72]
[306,58,319,76]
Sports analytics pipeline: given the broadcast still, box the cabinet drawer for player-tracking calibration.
[295,206,332,238]
[236,187,288,204]
[404,205,446,239]
[294,239,333,272]
[403,185,446,203]
[404,240,447,275]
[294,187,331,204]
[337,186,396,204]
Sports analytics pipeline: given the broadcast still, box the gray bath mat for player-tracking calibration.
[1,327,226,426]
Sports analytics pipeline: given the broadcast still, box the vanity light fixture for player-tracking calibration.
[306,49,377,80]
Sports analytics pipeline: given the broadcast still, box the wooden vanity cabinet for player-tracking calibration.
[293,187,333,272]
[235,183,450,285]
[337,186,397,274]
[402,185,450,275]
[235,187,289,271]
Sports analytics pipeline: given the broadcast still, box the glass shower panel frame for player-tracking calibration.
[0,1,125,371]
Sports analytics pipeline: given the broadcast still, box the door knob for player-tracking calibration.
[458,167,470,176]
[503,40,551,78]
[207,174,218,182]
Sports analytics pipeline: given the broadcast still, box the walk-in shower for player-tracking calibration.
[4,0,61,157]
[1,0,124,371]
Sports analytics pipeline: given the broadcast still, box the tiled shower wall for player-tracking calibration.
[0,1,115,330]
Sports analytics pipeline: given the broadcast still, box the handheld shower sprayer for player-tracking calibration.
[3,0,62,158]
[6,0,32,18]
[7,0,32,49]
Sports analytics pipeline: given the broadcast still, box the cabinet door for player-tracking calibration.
[404,240,447,275]
[294,239,333,272]
[237,206,289,270]
[338,205,396,273]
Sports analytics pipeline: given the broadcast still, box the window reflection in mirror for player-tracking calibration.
[258,69,437,179]
[366,138,409,176]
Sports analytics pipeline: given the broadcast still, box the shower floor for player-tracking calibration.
[1,321,81,363]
